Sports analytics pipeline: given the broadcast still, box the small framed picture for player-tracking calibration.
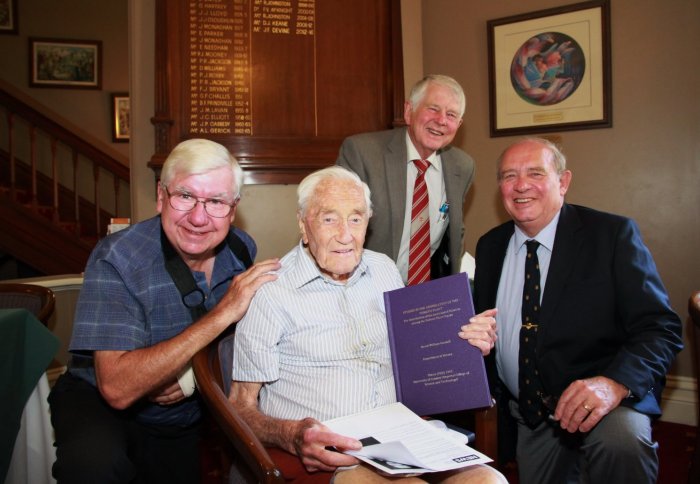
[29,37,102,89]
[0,0,18,35]
[111,93,130,142]
[487,0,611,136]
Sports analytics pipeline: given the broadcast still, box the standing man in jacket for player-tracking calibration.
[337,74,474,284]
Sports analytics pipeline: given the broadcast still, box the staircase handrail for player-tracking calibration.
[0,80,129,182]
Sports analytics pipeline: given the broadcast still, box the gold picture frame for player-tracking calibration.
[111,93,130,142]
[29,37,102,89]
[0,0,18,34]
[487,0,611,136]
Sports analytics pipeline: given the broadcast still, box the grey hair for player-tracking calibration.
[408,74,466,118]
[297,166,372,217]
[160,138,244,200]
[496,137,568,180]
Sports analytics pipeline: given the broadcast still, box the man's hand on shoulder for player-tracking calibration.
[553,376,629,433]
[213,258,281,324]
[291,418,362,473]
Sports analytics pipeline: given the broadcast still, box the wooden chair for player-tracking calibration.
[0,283,56,326]
[688,291,700,484]
[194,332,498,482]
[192,334,285,484]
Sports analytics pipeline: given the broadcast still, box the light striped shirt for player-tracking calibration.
[232,241,404,421]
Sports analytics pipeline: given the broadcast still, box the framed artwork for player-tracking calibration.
[29,37,102,89]
[0,0,17,34]
[487,0,611,137]
[111,93,130,142]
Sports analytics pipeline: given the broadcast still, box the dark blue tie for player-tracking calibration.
[518,240,546,427]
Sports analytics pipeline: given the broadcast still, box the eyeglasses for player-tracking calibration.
[164,186,237,218]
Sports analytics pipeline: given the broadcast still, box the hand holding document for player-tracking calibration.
[323,403,492,476]
[383,272,492,416]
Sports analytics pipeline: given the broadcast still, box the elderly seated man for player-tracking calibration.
[229,166,505,483]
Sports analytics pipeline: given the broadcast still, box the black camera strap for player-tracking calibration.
[160,227,253,320]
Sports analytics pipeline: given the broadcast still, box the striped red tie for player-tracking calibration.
[407,159,431,286]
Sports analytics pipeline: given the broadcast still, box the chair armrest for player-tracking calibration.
[430,403,498,466]
[472,404,498,466]
[192,345,285,484]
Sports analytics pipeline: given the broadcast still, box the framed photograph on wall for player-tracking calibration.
[29,38,102,89]
[111,93,130,142]
[487,0,611,137]
[0,0,18,34]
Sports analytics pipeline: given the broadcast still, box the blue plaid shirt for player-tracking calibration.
[68,215,255,426]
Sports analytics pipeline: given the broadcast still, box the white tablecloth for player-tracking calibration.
[5,374,56,484]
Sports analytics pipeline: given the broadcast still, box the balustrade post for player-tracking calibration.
[72,149,80,236]
[7,111,16,199]
[93,162,101,239]
[50,137,59,223]
[29,125,37,207]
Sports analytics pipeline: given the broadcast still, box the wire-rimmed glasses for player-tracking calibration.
[164,186,237,218]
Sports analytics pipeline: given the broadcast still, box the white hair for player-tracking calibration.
[496,137,568,180]
[297,166,372,217]
[160,138,244,200]
[408,74,466,118]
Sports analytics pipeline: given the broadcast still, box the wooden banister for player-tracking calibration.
[0,86,129,182]
[0,80,130,275]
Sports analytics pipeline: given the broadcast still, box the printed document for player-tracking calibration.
[323,402,492,475]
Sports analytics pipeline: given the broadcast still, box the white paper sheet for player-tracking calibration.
[323,402,492,475]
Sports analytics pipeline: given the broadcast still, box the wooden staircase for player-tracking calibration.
[0,81,130,275]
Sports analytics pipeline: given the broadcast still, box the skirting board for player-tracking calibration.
[660,375,697,426]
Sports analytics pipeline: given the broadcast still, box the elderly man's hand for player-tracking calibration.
[458,308,498,355]
[292,418,361,472]
[553,376,629,433]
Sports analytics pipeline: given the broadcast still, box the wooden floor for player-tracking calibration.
[654,420,696,484]
[499,420,697,483]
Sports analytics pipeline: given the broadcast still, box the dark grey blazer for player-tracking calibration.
[336,127,475,275]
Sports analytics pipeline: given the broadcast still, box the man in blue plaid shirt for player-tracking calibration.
[48,139,280,484]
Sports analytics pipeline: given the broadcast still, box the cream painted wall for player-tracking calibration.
[129,1,699,379]
[401,0,424,97]
[419,0,700,378]
[0,0,129,158]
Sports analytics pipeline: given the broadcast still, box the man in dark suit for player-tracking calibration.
[336,75,474,284]
[473,137,683,483]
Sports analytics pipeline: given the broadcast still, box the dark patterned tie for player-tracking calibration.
[518,239,546,427]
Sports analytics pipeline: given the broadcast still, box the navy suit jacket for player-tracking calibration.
[474,203,683,418]
[336,127,475,275]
